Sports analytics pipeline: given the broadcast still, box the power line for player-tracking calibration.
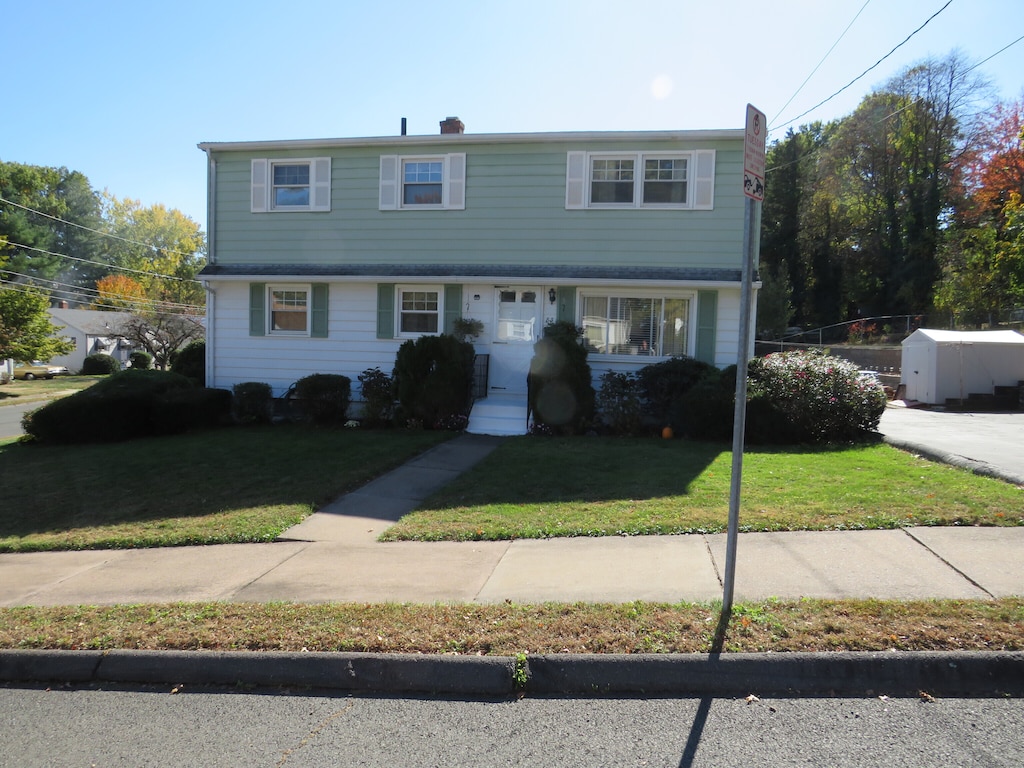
[769,0,955,132]
[0,194,202,260]
[763,30,1022,177]
[4,240,202,284]
[1,271,203,314]
[0,277,203,315]
[769,0,873,127]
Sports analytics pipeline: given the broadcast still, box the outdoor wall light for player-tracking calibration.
[548,288,557,304]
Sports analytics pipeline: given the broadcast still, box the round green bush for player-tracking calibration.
[294,373,351,425]
[747,349,887,443]
[394,335,475,429]
[635,356,716,425]
[231,382,273,424]
[128,351,153,370]
[80,353,122,375]
[171,340,206,385]
[22,369,197,444]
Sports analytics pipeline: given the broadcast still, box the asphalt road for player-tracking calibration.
[1,685,1021,767]
[0,401,36,439]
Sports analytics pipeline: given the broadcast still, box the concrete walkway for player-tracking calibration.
[2,409,1022,609]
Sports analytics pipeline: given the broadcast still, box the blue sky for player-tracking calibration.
[5,0,1022,229]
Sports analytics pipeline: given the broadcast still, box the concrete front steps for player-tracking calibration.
[467,393,529,436]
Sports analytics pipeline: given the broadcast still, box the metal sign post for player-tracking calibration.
[722,104,766,615]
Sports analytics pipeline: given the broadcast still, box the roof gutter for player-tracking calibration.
[196,128,744,153]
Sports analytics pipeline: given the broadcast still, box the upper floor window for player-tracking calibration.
[643,157,687,204]
[591,158,635,204]
[403,160,444,205]
[565,150,715,210]
[272,163,311,208]
[379,154,466,211]
[251,158,331,212]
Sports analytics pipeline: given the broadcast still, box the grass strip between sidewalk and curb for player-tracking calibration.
[1,599,1021,655]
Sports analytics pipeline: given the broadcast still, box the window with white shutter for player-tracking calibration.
[250,158,331,213]
[380,154,466,211]
[565,150,715,210]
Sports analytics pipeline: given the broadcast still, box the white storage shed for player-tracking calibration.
[900,329,1024,405]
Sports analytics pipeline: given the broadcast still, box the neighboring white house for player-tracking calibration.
[48,308,138,372]
[198,117,758,434]
[900,329,1024,405]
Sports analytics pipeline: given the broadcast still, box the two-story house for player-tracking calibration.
[197,117,755,434]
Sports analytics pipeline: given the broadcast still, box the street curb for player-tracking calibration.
[882,435,1024,487]
[2,650,1021,697]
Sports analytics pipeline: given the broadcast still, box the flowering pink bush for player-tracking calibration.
[747,349,887,443]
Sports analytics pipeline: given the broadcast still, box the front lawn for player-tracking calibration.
[0,426,451,552]
[0,374,101,404]
[382,437,1023,541]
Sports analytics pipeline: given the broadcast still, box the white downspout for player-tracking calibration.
[203,148,217,389]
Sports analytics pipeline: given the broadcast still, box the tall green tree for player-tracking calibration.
[822,53,989,316]
[0,286,75,362]
[0,161,103,285]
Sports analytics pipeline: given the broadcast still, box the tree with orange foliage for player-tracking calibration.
[92,273,149,311]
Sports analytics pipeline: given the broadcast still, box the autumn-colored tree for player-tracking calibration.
[92,274,148,311]
[99,194,207,310]
[959,97,1024,229]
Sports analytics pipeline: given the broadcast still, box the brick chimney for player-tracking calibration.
[440,116,465,135]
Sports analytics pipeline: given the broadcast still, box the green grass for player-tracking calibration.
[0,426,451,552]
[382,437,1023,541]
[0,374,101,403]
[1,598,1021,654]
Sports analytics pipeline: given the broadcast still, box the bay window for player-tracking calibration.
[581,293,692,357]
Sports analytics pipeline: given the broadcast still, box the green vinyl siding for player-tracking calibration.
[696,290,717,364]
[208,137,744,273]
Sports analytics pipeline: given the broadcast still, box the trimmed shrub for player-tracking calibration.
[80,353,121,375]
[393,334,475,429]
[634,356,716,425]
[128,351,153,370]
[595,370,644,436]
[673,366,737,441]
[294,373,351,425]
[232,381,273,424]
[151,387,233,435]
[358,367,395,426]
[21,369,196,444]
[171,340,206,385]
[747,349,887,443]
[527,321,595,435]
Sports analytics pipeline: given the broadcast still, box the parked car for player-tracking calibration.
[13,361,70,380]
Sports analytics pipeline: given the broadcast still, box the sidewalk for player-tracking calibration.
[3,410,1023,696]
[2,418,1021,609]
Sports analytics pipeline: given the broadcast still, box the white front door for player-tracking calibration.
[488,286,542,394]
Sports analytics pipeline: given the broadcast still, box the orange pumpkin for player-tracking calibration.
[661,426,674,439]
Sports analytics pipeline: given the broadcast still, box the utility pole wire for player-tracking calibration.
[769,0,955,132]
